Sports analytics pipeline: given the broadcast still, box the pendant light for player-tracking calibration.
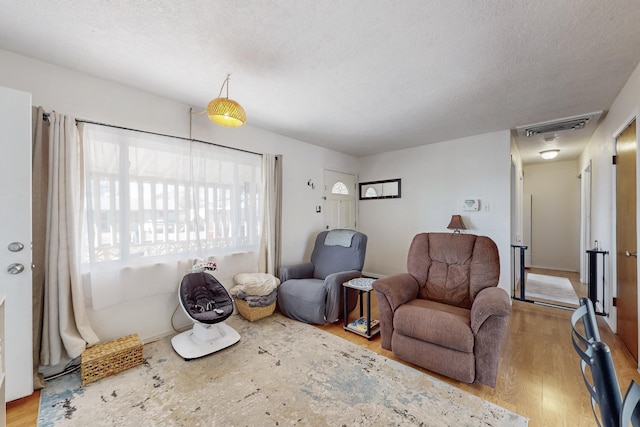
[206,74,246,127]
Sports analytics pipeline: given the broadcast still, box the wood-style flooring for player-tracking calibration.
[8,268,640,426]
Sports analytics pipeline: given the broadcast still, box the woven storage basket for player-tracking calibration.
[235,298,276,322]
[81,333,143,385]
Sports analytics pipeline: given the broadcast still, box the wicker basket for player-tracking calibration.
[235,298,276,322]
[81,334,144,385]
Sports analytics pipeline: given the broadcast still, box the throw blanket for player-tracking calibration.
[230,273,280,296]
[236,289,278,307]
[324,229,356,247]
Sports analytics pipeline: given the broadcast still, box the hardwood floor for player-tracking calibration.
[321,268,638,426]
[8,268,639,426]
[6,391,39,427]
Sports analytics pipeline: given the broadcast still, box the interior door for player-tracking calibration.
[323,170,356,230]
[0,86,34,400]
[616,119,638,361]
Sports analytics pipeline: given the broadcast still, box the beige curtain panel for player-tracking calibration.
[259,153,282,276]
[40,112,98,367]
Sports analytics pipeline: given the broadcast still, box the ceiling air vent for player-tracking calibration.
[516,111,602,138]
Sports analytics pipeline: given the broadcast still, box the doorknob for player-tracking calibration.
[625,250,638,258]
[7,263,25,274]
[7,242,24,252]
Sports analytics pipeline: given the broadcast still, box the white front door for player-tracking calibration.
[323,170,356,230]
[0,86,33,401]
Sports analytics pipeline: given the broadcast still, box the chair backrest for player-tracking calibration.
[621,380,640,426]
[179,272,234,324]
[407,232,499,308]
[577,297,601,342]
[310,230,367,279]
[571,298,622,427]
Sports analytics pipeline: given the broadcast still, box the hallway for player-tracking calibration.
[522,266,589,306]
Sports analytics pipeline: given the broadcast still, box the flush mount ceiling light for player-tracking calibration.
[206,74,246,127]
[540,149,560,160]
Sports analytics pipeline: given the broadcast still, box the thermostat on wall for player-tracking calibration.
[463,199,480,211]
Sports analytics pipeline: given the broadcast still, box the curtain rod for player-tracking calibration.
[75,118,261,157]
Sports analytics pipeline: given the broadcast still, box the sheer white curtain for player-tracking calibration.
[259,154,282,276]
[41,113,98,366]
[80,124,263,309]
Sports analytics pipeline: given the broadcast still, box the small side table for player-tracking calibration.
[343,278,380,340]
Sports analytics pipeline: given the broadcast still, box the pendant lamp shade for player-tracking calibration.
[207,74,246,127]
[207,98,246,127]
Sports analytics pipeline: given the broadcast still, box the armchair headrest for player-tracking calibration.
[311,230,368,279]
[324,229,357,247]
[407,232,499,308]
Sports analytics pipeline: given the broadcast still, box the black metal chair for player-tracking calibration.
[621,381,640,426]
[571,298,622,427]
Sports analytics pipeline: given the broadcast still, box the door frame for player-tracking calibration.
[323,169,358,231]
[611,115,639,364]
[579,160,592,284]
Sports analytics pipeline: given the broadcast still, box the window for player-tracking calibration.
[331,181,349,195]
[81,124,262,265]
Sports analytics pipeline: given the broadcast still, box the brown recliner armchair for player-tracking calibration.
[373,232,511,387]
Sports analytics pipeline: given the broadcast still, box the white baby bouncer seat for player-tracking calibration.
[171,271,240,360]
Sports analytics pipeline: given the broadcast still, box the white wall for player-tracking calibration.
[579,59,640,337]
[0,49,358,342]
[1,49,514,341]
[358,130,512,293]
[523,160,580,271]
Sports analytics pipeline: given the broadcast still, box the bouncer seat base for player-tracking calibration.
[171,322,240,360]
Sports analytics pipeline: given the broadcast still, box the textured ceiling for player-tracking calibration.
[1,1,640,162]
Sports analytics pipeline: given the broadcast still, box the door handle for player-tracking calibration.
[7,242,24,252]
[7,263,25,274]
[625,250,638,258]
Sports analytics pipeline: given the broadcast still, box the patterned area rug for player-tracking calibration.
[525,273,580,306]
[38,314,528,426]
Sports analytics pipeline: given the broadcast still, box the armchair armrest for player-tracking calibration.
[372,273,419,350]
[470,287,511,334]
[280,262,314,282]
[325,270,362,290]
[372,273,419,312]
[323,270,363,323]
[470,286,512,387]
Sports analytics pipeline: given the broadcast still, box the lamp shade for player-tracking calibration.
[446,215,466,233]
[207,97,246,127]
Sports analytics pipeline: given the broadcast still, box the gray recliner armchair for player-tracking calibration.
[278,229,368,324]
